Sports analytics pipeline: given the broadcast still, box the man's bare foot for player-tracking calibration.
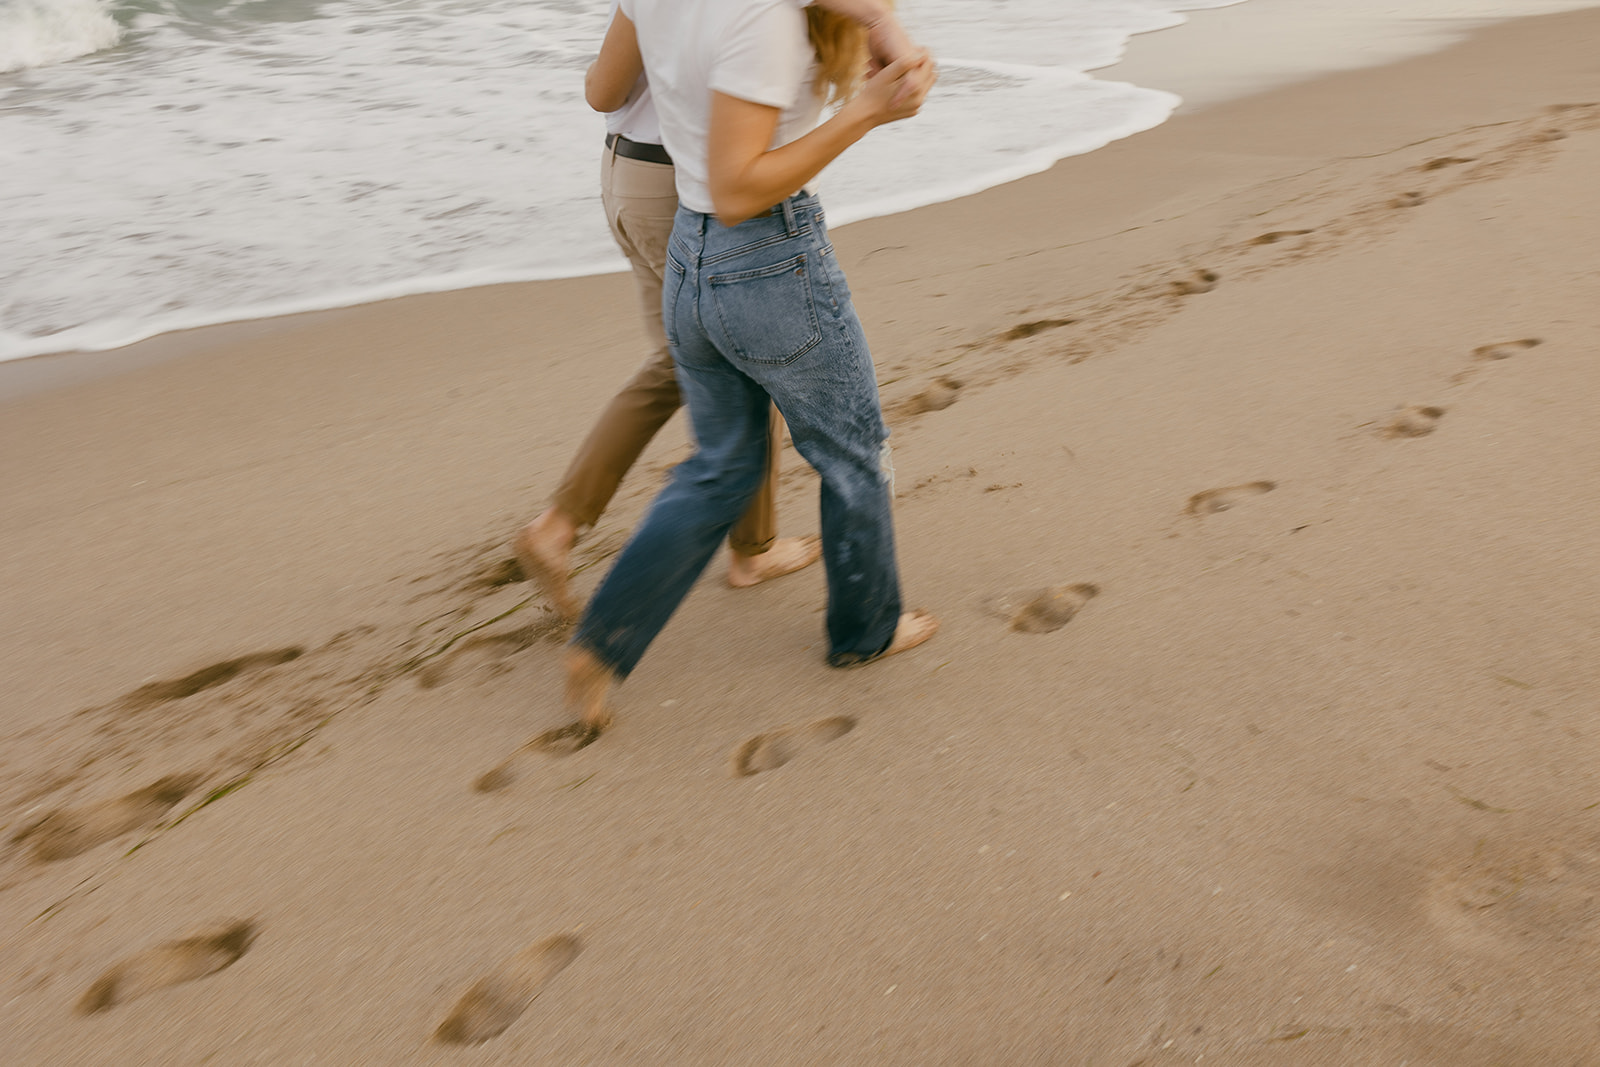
[514,509,580,620]
[564,647,615,731]
[726,535,822,588]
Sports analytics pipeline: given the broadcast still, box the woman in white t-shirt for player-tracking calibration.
[561,0,938,734]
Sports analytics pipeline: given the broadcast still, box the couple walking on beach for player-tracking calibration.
[515,0,940,734]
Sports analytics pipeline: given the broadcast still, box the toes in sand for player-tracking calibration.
[886,610,939,657]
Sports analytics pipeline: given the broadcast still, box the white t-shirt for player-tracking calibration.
[618,0,822,213]
[603,0,662,145]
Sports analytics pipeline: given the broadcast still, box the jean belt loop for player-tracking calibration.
[779,194,799,237]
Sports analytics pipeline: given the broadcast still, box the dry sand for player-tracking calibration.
[5,8,1600,1063]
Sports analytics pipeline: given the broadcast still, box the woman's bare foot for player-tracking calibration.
[514,509,580,620]
[884,610,939,657]
[564,647,615,731]
[827,610,939,668]
[726,535,822,588]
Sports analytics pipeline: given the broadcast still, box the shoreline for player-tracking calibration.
[7,0,1599,399]
[5,7,1600,1062]
[1102,0,1600,111]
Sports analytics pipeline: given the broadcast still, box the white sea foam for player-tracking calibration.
[0,0,1240,362]
[0,0,121,73]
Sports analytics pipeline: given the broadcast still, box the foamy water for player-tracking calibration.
[0,0,1242,362]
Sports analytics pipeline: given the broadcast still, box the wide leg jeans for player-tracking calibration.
[572,192,901,678]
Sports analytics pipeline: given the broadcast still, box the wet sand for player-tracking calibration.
[4,8,1600,1063]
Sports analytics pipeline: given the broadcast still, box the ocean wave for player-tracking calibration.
[0,0,123,72]
[0,0,1237,362]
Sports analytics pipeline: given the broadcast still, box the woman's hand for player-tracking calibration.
[843,50,937,129]
[707,50,939,226]
[865,12,917,72]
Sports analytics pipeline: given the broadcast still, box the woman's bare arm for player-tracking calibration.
[706,51,935,226]
[810,0,917,69]
[585,11,644,113]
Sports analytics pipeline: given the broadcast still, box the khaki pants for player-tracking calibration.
[550,144,779,554]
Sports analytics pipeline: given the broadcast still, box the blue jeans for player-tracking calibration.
[571,192,902,678]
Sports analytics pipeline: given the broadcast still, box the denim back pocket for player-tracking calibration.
[662,250,687,348]
[708,253,822,366]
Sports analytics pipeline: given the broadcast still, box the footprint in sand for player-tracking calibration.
[982,583,1100,634]
[76,920,257,1015]
[434,934,580,1045]
[1185,481,1276,516]
[1425,837,1600,955]
[465,556,526,593]
[417,623,564,689]
[898,375,964,416]
[1250,229,1314,245]
[1390,191,1426,209]
[11,773,203,863]
[1472,337,1542,361]
[1382,404,1447,439]
[122,648,303,709]
[1170,270,1219,296]
[1000,317,1074,342]
[474,722,605,793]
[730,716,856,777]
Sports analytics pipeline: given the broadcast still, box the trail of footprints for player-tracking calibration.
[48,326,1545,1044]
[875,104,1592,436]
[41,100,1590,1045]
[1380,337,1542,439]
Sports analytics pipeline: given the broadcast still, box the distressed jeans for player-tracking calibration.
[572,191,902,678]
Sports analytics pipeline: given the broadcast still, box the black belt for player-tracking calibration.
[605,132,672,166]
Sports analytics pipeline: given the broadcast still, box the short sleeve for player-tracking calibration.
[709,0,811,110]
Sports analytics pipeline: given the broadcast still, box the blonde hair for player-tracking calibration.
[807,4,884,104]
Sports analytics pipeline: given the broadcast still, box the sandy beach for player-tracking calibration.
[5,7,1600,1062]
